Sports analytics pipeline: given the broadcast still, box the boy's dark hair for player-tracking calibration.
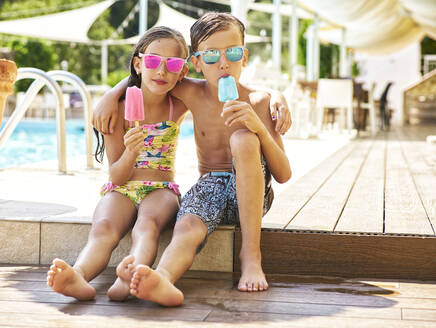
[94,26,189,164]
[190,12,245,53]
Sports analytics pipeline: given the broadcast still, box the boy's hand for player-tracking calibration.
[270,92,292,135]
[221,100,265,135]
[92,93,119,135]
[123,127,143,155]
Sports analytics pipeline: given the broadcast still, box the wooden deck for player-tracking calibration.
[1,265,436,327]
[263,125,436,234]
[256,125,436,280]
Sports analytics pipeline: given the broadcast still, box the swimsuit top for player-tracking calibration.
[127,95,179,171]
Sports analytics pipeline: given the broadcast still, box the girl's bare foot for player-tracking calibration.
[238,254,269,292]
[46,258,96,301]
[107,255,135,301]
[130,265,184,306]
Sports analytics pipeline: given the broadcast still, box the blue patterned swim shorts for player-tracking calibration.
[176,155,274,246]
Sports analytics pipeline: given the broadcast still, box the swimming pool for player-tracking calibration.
[0,119,194,169]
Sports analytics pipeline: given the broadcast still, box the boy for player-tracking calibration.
[94,13,291,305]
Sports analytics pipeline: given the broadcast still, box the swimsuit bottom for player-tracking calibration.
[101,180,180,207]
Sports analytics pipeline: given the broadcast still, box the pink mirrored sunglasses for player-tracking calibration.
[138,53,186,73]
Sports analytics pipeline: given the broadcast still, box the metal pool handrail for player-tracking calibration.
[47,70,94,169]
[0,68,67,173]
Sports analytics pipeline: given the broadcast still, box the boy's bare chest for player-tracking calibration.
[193,106,230,138]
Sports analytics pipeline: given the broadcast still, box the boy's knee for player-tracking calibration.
[230,129,260,156]
[173,215,207,245]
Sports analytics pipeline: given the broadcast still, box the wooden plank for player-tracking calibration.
[2,265,436,327]
[395,129,436,234]
[286,141,372,231]
[0,292,400,320]
[335,139,385,233]
[235,230,436,280]
[4,270,436,308]
[189,297,400,319]
[205,309,436,327]
[0,313,205,328]
[4,277,436,310]
[0,300,210,321]
[385,137,433,235]
[263,142,357,229]
[402,308,436,322]
[0,284,398,310]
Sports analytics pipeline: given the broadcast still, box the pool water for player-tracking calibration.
[0,119,194,169]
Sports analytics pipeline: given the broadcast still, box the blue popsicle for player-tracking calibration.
[218,75,239,102]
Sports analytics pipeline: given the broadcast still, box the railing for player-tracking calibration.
[0,68,93,173]
[47,70,94,169]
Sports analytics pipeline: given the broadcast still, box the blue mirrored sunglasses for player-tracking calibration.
[193,46,245,64]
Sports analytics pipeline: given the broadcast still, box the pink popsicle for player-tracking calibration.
[125,86,144,127]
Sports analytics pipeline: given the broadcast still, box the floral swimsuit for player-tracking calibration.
[101,95,181,207]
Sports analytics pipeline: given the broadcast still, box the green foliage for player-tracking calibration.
[50,42,102,85]
[421,37,436,55]
[9,38,57,91]
[87,10,115,40]
[106,69,129,88]
[420,37,436,74]
[297,19,311,67]
[351,61,360,78]
[0,0,100,19]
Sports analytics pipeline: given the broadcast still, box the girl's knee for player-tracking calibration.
[230,129,260,156]
[132,216,161,239]
[90,218,121,245]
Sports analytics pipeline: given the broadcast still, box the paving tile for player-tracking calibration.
[0,220,39,264]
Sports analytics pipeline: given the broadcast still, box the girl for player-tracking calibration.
[47,26,189,301]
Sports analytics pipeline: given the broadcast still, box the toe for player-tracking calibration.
[125,254,135,263]
[238,281,248,292]
[53,258,68,270]
[135,265,149,276]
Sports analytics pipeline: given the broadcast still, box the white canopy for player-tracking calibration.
[123,1,269,45]
[0,0,115,44]
[123,1,194,45]
[299,0,436,54]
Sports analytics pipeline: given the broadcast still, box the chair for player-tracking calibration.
[355,82,377,136]
[316,79,353,133]
[283,84,313,139]
[378,82,393,130]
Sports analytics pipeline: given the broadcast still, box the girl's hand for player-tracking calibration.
[123,127,143,155]
[92,91,120,135]
[221,100,265,135]
[270,91,292,135]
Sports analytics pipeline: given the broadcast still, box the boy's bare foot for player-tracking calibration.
[107,255,135,301]
[238,255,269,292]
[46,258,96,301]
[130,265,184,306]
